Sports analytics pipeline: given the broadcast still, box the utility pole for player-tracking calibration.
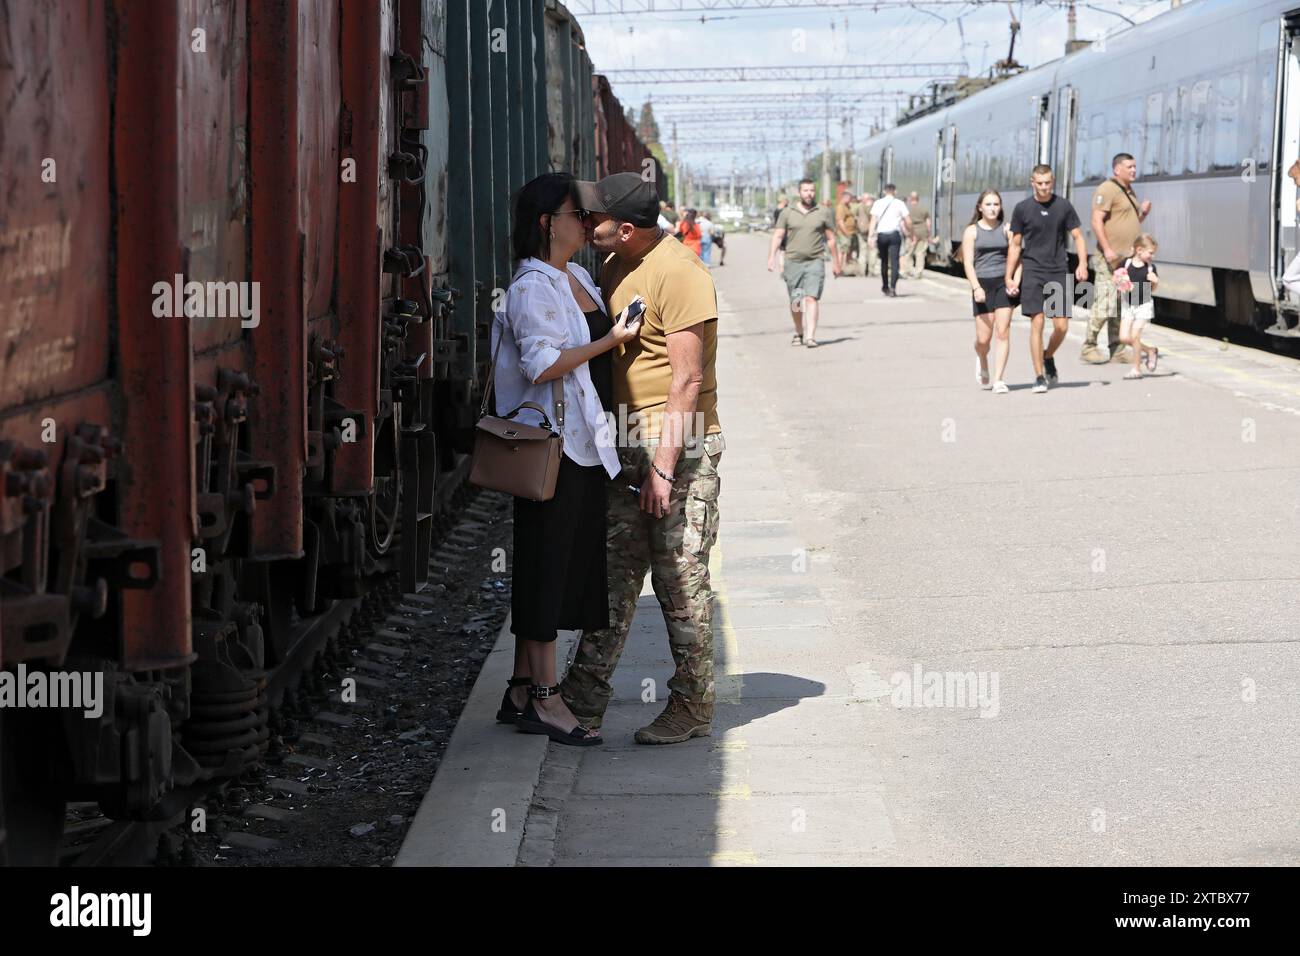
[672,122,682,211]
[821,91,832,200]
[840,114,849,190]
[764,143,772,211]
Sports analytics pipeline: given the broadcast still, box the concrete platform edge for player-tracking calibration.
[394,614,545,867]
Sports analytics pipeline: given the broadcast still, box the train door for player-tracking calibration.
[934,125,957,259]
[1055,86,1079,202]
[879,145,894,190]
[1273,14,1300,310]
[932,129,944,225]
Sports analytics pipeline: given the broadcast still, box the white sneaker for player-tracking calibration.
[992,380,1009,394]
[976,359,990,388]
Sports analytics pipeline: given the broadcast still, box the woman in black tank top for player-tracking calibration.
[583,307,614,412]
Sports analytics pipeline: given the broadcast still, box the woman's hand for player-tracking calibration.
[608,297,644,345]
[972,286,986,304]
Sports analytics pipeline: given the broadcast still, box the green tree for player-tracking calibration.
[637,102,661,146]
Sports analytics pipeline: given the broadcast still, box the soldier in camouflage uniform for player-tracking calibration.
[562,434,722,741]
[563,171,725,744]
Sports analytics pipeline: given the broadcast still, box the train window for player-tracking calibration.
[1106,105,1125,174]
[1125,98,1144,167]
[1087,112,1106,181]
[1255,54,1276,165]
[1144,92,1163,176]
[1163,87,1183,176]
[1013,125,1028,184]
[1213,71,1242,170]
[1186,79,1211,174]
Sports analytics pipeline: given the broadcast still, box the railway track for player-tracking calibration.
[56,458,507,868]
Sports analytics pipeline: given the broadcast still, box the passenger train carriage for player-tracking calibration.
[861,0,1300,336]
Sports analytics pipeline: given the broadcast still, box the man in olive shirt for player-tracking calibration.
[767,178,842,347]
[1082,152,1152,363]
[562,172,723,745]
[903,192,933,279]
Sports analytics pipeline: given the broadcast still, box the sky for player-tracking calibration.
[573,0,1176,184]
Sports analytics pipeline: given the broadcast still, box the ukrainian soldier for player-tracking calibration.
[836,189,859,275]
[904,191,934,279]
[1082,152,1150,364]
[563,172,724,744]
[856,193,878,278]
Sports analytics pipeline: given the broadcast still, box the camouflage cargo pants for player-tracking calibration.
[560,432,724,723]
[1084,251,1122,355]
[859,233,878,276]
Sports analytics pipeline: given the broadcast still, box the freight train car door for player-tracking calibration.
[1272,12,1300,316]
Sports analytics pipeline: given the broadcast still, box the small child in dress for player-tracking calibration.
[1115,234,1160,379]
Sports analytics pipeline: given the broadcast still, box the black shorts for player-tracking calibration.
[972,276,1019,316]
[1019,271,1072,319]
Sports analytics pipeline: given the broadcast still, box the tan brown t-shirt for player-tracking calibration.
[836,200,857,236]
[1091,179,1142,259]
[601,233,720,442]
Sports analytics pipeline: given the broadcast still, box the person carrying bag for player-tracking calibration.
[475,172,640,747]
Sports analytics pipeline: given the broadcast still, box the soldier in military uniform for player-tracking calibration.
[563,172,724,744]
[1082,152,1150,364]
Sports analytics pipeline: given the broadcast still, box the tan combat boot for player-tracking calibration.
[1080,343,1107,364]
[634,695,712,745]
[1110,346,1133,364]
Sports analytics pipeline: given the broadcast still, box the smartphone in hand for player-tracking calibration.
[623,297,645,331]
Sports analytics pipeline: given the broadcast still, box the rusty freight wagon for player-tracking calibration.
[0,0,651,866]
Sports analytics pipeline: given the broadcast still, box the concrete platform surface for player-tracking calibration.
[398,233,1300,867]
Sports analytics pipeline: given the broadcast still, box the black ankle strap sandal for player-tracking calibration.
[494,676,531,725]
[515,684,603,747]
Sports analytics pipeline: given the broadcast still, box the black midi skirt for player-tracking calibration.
[511,454,611,643]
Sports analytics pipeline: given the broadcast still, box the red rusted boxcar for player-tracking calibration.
[0,0,651,865]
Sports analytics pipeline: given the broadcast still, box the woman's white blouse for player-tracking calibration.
[492,257,620,479]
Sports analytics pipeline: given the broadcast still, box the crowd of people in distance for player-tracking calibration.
[656,201,726,267]
[765,152,1162,391]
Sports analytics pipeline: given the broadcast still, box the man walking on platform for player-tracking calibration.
[868,183,911,296]
[561,171,725,745]
[1082,152,1151,364]
[1006,165,1089,393]
[768,178,842,347]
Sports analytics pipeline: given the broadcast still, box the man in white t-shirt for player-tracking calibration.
[868,184,913,297]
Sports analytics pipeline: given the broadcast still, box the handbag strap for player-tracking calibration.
[480,269,567,432]
[1109,178,1142,220]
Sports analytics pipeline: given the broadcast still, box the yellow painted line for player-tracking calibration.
[711,540,745,694]
[1156,347,1300,399]
[713,783,753,800]
[709,527,761,863]
[711,850,762,866]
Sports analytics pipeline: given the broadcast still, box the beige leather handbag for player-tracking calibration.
[469,319,566,502]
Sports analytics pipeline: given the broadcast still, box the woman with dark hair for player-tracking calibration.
[961,189,1020,394]
[492,172,642,745]
[676,208,702,257]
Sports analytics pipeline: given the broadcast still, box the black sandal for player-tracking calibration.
[515,684,603,747]
[495,677,531,724]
